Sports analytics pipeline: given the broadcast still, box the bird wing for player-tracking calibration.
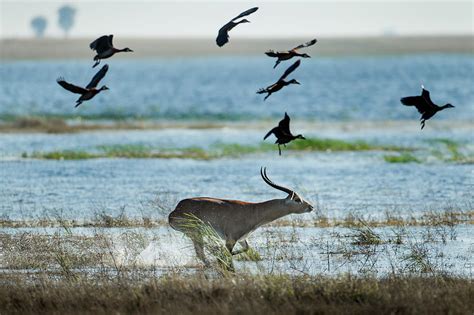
[86,64,109,89]
[292,38,317,51]
[421,88,436,108]
[278,59,301,81]
[264,127,277,140]
[230,7,259,22]
[57,78,87,94]
[265,50,278,57]
[400,96,428,114]
[216,24,231,47]
[107,35,114,46]
[278,112,291,134]
[89,35,112,53]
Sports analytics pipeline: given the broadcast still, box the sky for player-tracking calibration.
[0,0,473,38]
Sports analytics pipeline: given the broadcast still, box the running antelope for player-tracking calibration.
[168,167,314,266]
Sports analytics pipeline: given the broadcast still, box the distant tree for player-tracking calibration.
[57,5,76,37]
[31,16,48,38]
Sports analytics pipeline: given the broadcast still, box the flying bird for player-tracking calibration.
[89,35,133,68]
[264,112,305,155]
[216,7,259,47]
[257,59,301,101]
[57,64,109,108]
[265,38,317,68]
[400,85,454,129]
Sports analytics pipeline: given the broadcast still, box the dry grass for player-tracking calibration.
[2,209,472,229]
[0,274,472,314]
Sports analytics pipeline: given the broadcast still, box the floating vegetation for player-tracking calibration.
[22,138,407,160]
[383,152,420,163]
[427,138,474,164]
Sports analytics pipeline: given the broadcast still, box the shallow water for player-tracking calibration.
[2,225,473,277]
[1,55,473,121]
[1,55,473,277]
[1,149,473,220]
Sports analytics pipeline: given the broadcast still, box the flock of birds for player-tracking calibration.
[56,6,455,155]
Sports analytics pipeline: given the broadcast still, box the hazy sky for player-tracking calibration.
[1,0,472,38]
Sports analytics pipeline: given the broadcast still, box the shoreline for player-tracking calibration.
[1,35,473,60]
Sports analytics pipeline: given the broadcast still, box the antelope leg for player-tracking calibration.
[231,240,250,255]
[225,240,236,254]
[192,237,210,266]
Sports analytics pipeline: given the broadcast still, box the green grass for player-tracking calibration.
[384,152,420,163]
[292,138,388,151]
[23,138,407,160]
[28,150,98,160]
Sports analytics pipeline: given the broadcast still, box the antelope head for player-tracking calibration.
[260,167,313,213]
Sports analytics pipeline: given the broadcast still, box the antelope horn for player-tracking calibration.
[260,167,294,195]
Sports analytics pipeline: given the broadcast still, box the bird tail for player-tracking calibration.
[256,88,266,94]
[265,50,277,57]
[75,101,83,108]
[263,128,275,140]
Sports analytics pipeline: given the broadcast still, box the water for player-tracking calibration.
[1,54,473,121]
[1,55,473,276]
[1,149,473,220]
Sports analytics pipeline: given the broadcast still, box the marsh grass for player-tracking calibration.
[22,138,408,160]
[174,213,235,273]
[383,152,421,163]
[1,274,472,314]
[350,220,383,246]
[2,209,472,229]
[428,138,474,164]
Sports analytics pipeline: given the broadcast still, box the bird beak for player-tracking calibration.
[301,136,306,140]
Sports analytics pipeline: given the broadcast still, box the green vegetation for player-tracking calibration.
[25,145,212,160]
[22,138,407,160]
[175,213,234,273]
[32,150,97,160]
[427,138,473,163]
[0,275,472,314]
[292,138,390,151]
[384,152,420,163]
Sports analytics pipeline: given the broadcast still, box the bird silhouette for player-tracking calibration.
[400,85,454,129]
[216,7,259,47]
[264,112,305,155]
[265,38,317,68]
[57,64,109,107]
[90,35,133,68]
[257,59,301,101]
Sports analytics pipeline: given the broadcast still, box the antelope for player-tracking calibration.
[168,167,314,266]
